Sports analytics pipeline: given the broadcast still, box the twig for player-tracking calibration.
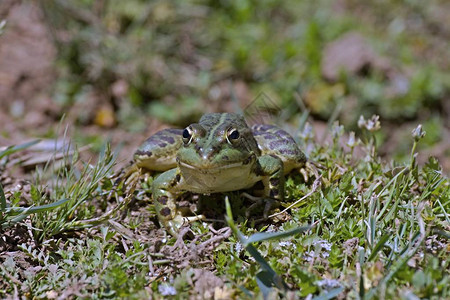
[268,175,322,219]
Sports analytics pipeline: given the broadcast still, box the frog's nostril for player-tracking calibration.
[198,147,216,161]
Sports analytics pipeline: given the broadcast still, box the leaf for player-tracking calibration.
[0,140,41,160]
[312,287,345,300]
[0,182,6,211]
[5,198,70,214]
[237,285,253,298]
[225,197,289,292]
[2,213,29,229]
[245,225,311,245]
[368,234,390,262]
[246,244,281,282]
[256,270,276,299]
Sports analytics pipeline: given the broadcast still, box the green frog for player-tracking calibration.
[133,113,306,236]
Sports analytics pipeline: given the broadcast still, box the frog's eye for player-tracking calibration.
[182,127,193,144]
[227,128,240,143]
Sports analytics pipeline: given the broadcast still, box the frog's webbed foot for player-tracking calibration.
[299,161,321,182]
[164,215,206,237]
[107,162,139,200]
[242,192,279,219]
[243,154,285,220]
[112,162,143,189]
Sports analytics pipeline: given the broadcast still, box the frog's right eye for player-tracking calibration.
[182,128,193,144]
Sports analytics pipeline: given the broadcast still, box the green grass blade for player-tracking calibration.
[0,182,6,211]
[312,287,344,300]
[245,225,311,245]
[237,285,253,298]
[256,270,277,298]
[5,198,69,214]
[0,139,40,160]
[224,196,247,243]
[247,243,288,291]
[225,197,288,292]
[1,213,29,229]
[368,234,390,262]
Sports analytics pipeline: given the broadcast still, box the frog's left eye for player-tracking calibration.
[182,127,193,144]
[227,128,240,143]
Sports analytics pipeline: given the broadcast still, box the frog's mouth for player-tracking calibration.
[179,161,245,172]
[177,154,256,174]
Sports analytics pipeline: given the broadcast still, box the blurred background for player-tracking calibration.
[0,0,449,171]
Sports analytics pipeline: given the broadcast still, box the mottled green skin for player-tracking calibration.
[134,113,306,235]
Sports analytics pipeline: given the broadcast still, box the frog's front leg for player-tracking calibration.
[247,155,285,217]
[152,168,204,236]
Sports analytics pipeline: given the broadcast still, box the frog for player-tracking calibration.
[133,112,306,236]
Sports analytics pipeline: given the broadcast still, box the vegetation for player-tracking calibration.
[1,117,448,298]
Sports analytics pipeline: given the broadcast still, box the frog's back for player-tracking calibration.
[198,112,248,131]
[252,124,306,173]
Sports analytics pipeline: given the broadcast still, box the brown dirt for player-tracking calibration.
[0,2,57,135]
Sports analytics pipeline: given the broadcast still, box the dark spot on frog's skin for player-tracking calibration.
[222,155,229,161]
[166,128,183,135]
[135,150,152,157]
[269,154,279,159]
[160,207,171,217]
[170,174,181,187]
[253,181,264,190]
[279,149,298,156]
[158,142,167,148]
[263,134,277,140]
[270,189,279,198]
[269,178,279,187]
[157,196,168,204]
[160,135,175,144]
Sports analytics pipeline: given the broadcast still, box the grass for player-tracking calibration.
[0,116,448,299]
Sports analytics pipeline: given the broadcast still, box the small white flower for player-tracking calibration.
[304,251,315,262]
[316,278,342,290]
[158,283,177,296]
[279,241,295,249]
[300,122,314,141]
[358,115,381,132]
[312,240,332,258]
[314,240,332,252]
[346,131,358,148]
[235,242,243,253]
[331,121,344,139]
[266,225,276,232]
[412,124,426,141]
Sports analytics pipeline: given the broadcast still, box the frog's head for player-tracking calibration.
[176,113,260,174]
